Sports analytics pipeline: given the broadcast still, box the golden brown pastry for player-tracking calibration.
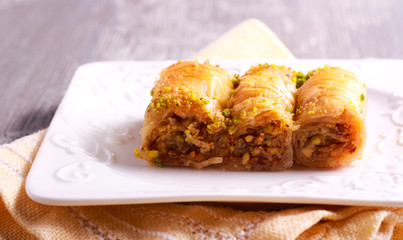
[219,64,297,170]
[293,66,367,168]
[138,60,233,168]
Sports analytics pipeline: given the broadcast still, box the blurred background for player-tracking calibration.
[1,0,402,143]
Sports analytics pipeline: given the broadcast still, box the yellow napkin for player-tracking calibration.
[1,19,403,240]
[195,19,295,60]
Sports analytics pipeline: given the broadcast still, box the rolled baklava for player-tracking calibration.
[220,64,296,170]
[293,66,367,168]
[138,60,233,168]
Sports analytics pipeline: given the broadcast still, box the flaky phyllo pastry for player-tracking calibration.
[221,64,296,170]
[293,66,367,168]
[138,61,233,169]
[136,61,367,170]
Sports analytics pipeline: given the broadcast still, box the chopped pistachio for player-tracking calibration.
[150,87,155,96]
[253,106,257,113]
[134,148,140,158]
[163,86,171,93]
[201,99,209,105]
[360,93,365,102]
[147,150,159,159]
[232,74,240,88]
[293,72,307,88]
[190,93,196,101]
[308,111,315,115]
[222,108,231,118]
[153,158,164,168]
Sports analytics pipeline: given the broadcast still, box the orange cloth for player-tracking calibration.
[1,19,402,240]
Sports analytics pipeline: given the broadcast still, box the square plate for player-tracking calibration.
[26,60,403,206]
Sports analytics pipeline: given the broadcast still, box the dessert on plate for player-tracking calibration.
[293,66,367,168]
[136,61,367,170]
[219,64,296,170]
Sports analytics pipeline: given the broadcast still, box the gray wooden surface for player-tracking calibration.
[1,0,402,144]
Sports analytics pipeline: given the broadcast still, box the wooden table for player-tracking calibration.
[1,0,402,144]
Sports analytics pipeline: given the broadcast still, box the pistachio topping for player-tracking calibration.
[232,74,240,88]
[147,150,159,159]
[292,71,307,88]
[233,116,241,124]
[153,158,165,168]
[163,86,171,93]
[200,98,209,105]
[240,111,247,118]
[134,148,140,158]
[360,93,365,102]
[190,93,196,101]
[222,108,231,118]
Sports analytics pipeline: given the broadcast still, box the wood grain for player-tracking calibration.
[0,0,402,143]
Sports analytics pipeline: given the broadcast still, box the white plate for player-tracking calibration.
[26,60,403,206]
